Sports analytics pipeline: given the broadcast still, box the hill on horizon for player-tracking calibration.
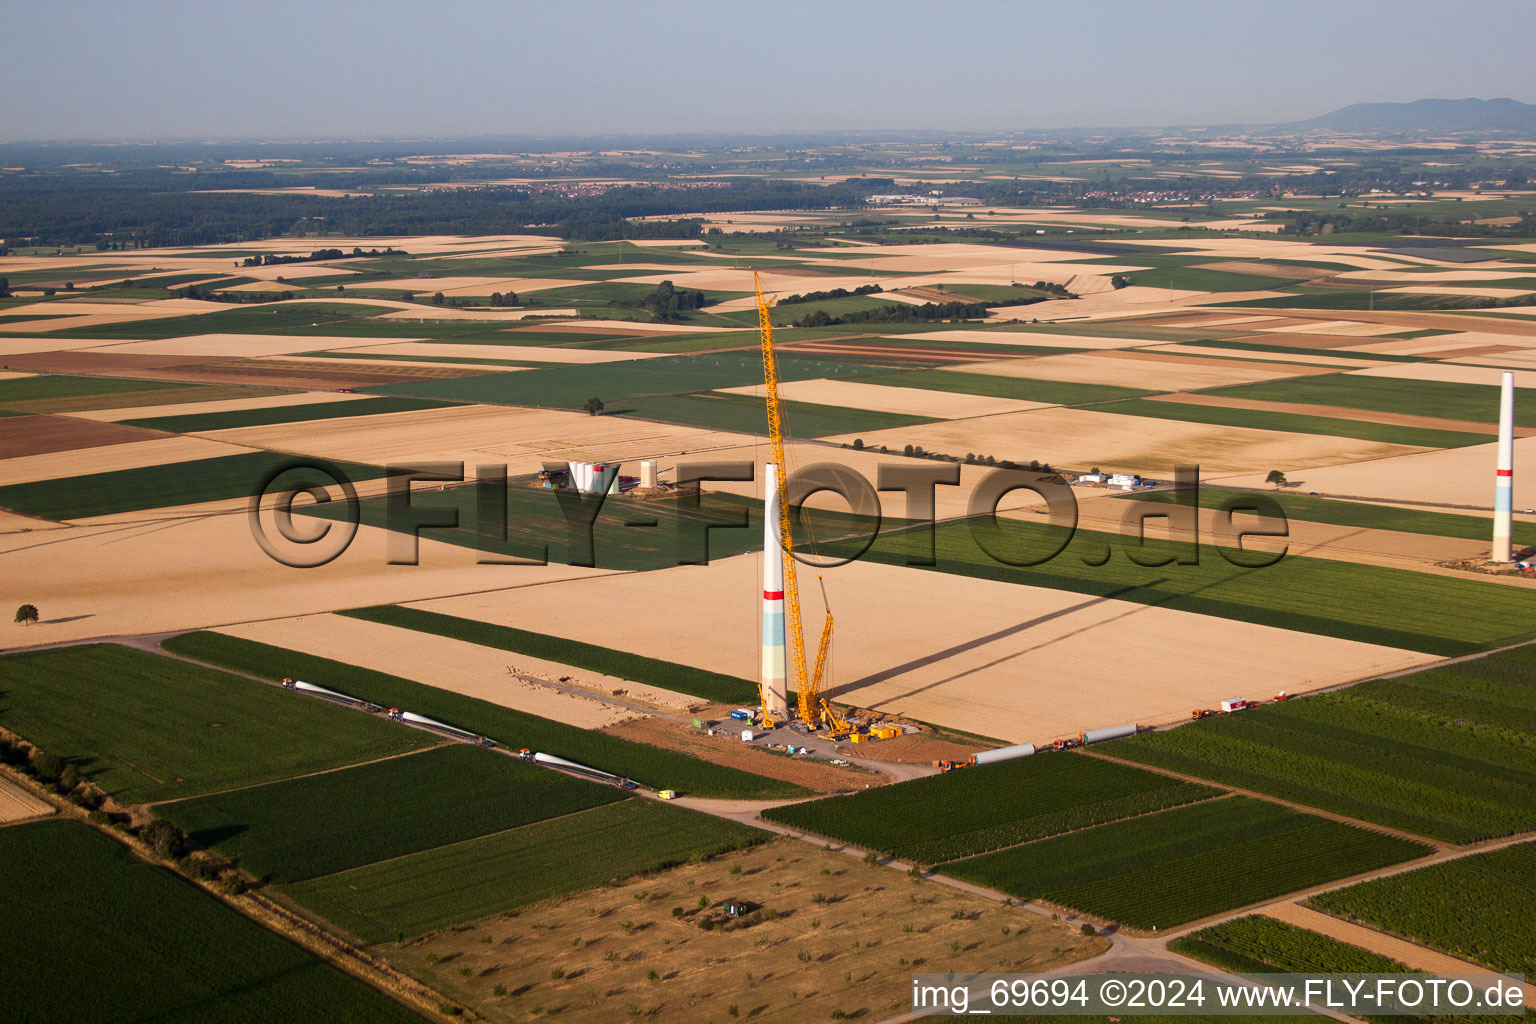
[1295,97,1536,134]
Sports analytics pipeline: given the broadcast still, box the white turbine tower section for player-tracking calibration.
[1493,371,1516,562]
[760,462,789,719]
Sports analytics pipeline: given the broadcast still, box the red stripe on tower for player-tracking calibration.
[763,590,783,600]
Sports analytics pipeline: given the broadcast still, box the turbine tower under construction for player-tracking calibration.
[760,464,789,720]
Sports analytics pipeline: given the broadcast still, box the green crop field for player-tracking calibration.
[0,820,427,1023]
[1225,290,1535,311]
[286,799,765,942]
[851,368,1151,405]
[302,480,886,570]
[0,451,391,520]
[1173,914,1405,975]
[123,395,449,433]
[1101,645,1536,843]
[1179,338,1420,363]
[1126,487,1536,546]
[1125,266,1302,292]
[162,632,808,799]
[943,797,1430,930]
[364,351,880,407]
[764,753,1217,864]
[1310,841,1536,975]
[342,605,757,705]
[0,644,432,803]
[41,302,400,339]
[863,519,1536,656]
[1212,373,1536,428]
[158,744,625,883]
[0,373,202,412]
[1095,398,1491,449]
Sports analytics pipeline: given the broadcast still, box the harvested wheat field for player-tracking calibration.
[1217,436,1536,509]
[1351,334,1536,356]
[215,613,664,726]
[1152,392,1524,437]
[943,350,1310,391]
[412,556,1432,743]
[207,403,754,471]
[831,406,1422,477]
[0,515,608,651]
[1261,320,1404,337]
[1068,493,1487,571]
[0,776,53,825]
[0,435,256,485]
[717,378,1048,417]
[1147,344,1380,368]
[664,441,1054,519]
[1344,362,1536,388]
[900,329,1158,349]
[415,837,1103,1024]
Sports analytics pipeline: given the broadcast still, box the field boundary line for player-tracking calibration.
[286,798,635,885]
[885,790,1236,868]
[1077,747,1448,849]
[142,743,446,809]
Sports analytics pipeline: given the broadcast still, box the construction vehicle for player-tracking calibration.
[518,748,636,789]
[387,708,495,747]
[1191,708,1218,720]
[1050,737,1084,751]
[754,272,846,737]
[1272,691,1290,702]
[281,677,382,713]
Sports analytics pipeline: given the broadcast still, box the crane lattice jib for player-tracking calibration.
[755,274,808,726]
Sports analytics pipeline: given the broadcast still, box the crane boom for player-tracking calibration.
[754,273,834,729]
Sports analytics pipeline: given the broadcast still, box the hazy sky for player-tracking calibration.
[3,0,1532,141]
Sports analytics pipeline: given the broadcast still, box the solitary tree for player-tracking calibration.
[14,604,38,626]
[1266,469,1288,489]
[851,438,864,450]
[584,397,605,416]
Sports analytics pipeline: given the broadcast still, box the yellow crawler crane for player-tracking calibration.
[754,273,839,732]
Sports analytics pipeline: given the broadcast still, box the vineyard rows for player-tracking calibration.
[1311,840,1536,975]
[1102,648,1536,844]
[763,753,1216,864]
[944,797,1430,930]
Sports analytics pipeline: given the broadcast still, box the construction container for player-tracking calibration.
[691,718,706,730]
[658,789,676,800]
[970,742,1036,766]
[1081,723,1137,745]
[740,729,755,742]
[1220,698,1251,713]
[730,708,755,722]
